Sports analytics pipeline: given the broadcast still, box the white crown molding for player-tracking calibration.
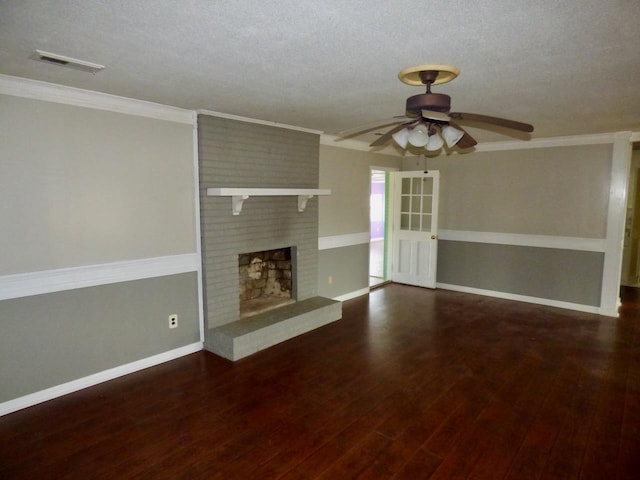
[318,232,370,250]
[438,229,606,252]
[324,131,640,156]
[0,74,196,125]
[473,132,624,152]
[436,283,602,315]
[0,253,199,301]
[0,342,203,416]
[198,109,322,134]
[320,134,404,156]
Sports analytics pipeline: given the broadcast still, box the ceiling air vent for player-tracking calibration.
[33,50,105,74]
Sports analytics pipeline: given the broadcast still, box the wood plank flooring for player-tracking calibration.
[2,284,639,479]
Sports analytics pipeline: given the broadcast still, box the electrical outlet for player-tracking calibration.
[328,275,333,285]
[168,314,178,329]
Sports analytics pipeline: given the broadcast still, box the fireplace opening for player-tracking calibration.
[239,247,296,318]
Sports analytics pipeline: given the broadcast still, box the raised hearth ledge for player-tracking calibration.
[206,188,331,215]
[206,296,342,360]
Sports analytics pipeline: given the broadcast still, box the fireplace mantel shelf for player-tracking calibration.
[206,188,331,215]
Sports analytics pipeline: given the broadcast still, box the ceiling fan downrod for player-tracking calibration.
[418,70,439,93]
[406,71,452,115]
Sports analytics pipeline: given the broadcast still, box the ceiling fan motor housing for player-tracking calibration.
[406,93,451,114]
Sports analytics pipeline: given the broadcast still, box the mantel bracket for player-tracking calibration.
[231,195,250,215]
[298,194,314,212]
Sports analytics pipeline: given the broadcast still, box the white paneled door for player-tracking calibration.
[389,171,439,288]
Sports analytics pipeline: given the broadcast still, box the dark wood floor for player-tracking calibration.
[2,284,639,479]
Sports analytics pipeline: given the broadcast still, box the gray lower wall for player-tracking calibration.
[318,244,370,298]
[0,273,200,403]
[437,241,604,306]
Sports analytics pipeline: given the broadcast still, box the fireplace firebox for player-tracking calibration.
[238,247,296,318]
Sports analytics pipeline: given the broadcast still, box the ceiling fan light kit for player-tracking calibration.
[407,124,430,147]
[425,131,445,151]
[339,64,533,154]
[441,125,465,147]
[391,128,410,149]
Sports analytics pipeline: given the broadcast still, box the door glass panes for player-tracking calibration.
[421,215,432,231]
[412,177,422,194]
[411,196,421,213]
[402,178,411,195]
[401,196,410,212]
[398,174,435,232]
[423,177,433,194]
[411,214,421,230]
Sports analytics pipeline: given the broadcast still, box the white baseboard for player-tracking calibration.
[0,342,203,417]
[436,283,602,315]
[333,287,370,302]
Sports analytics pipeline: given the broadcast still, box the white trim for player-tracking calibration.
[320,134,403,156]
[0,342,203,417]
[474,133,618,152]
[364,131,640,158]
[436,283,601,315]
[318,232,370,250]
[333,287,370,302]
[207,188,331,196]
[0,253,199,301]
[600,132,633,315]
[198,109,322,134]
[207,188,331,215]
[192,120,205,344]
[0,74,195,125]
[438,230,606,252]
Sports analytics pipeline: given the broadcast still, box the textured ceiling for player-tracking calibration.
[1,0,639,145]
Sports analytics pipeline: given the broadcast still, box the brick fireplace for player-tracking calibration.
[198,114,341,360]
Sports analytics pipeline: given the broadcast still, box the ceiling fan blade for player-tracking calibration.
[449,112,534,132]
[421,109,450,122]
[449,121,477,148]
[335,117,412,139]
[370,121,417,147]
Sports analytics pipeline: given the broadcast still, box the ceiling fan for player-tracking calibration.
[339,65,534,151]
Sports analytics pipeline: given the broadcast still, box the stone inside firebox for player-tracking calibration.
[239,247,296,318]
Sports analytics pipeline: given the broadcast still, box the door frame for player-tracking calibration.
[369,166,398,283]
[388,170,440,288]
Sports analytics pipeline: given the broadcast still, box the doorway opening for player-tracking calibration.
[370,169,389,288]
[621,143,640,287]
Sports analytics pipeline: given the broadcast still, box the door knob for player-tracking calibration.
[431,235,437,240]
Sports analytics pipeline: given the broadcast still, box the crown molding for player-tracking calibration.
[473,132,625,152]
[198,109,322,134]
[320,134,404,156]
[0,74,196,125]
[323,131,640,156]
